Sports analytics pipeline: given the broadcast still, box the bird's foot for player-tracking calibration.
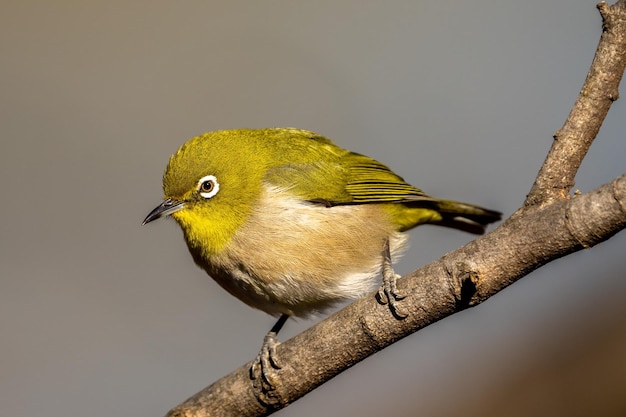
[376,239,408,319]
[250,331,281,378]
[250,315,288,406]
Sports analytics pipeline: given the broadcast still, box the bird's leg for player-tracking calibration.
[250,313,289,399]
[377,239,408,319]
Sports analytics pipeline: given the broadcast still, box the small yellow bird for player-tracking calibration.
[143,128,500,383]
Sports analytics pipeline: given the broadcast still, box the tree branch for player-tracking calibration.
[526,1,626,206]
[166,2,626,416]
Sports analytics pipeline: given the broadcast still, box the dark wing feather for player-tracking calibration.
[341,153,434,204]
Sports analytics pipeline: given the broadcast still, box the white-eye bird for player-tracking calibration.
[143,128,501,387]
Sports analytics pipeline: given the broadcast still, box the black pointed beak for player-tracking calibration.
[142,198,185,225]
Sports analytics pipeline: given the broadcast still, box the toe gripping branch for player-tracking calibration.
[250,314,289,407]
[377,239,408,319]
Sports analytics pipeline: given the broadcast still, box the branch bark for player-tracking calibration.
[526,1,626,206]
[166,2,626,416]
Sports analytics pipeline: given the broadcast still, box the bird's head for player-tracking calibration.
[143,130,270,257]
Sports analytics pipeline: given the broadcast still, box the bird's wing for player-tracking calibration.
[340,152,431,204]
[265,150,434,206]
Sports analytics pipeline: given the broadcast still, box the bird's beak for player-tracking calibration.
[142,198,185,225]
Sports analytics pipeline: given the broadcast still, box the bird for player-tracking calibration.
[142,127,501,392]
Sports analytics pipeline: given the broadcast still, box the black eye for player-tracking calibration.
[200,180,214,193]
[197,175,220,199]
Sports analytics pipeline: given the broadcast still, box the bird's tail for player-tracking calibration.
[427,199,502,234]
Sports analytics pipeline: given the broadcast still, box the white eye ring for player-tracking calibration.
[197,175,220,199]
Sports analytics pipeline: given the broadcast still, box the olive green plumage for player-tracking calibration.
[144,128,500,317]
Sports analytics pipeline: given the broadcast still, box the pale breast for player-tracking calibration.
[207,185,408,317]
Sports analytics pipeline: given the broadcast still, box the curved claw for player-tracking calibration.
[377,239,409,319]
[378,271,408,319]
[250,331,282,387]
[249,314,289,406]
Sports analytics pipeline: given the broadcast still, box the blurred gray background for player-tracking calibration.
[2,1,625,416]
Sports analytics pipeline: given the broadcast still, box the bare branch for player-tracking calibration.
[526,0,626,206]
[166,2,626,416]
[167,175,626,417]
